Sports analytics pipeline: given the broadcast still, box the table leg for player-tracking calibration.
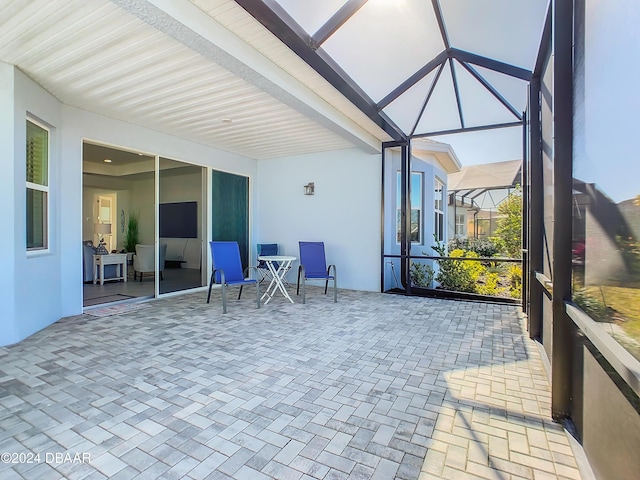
[261,261,279,304]
[93,259,97,285]
[275,260,294,303]
[123,261,127,282]
[100,263,105,286]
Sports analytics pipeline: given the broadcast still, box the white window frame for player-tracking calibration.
[26,117,50,252]
[434,177,444,242]
[455,213,465,236]
[396,171,423,244]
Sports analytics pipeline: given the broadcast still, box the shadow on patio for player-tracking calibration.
[0,288,582,479]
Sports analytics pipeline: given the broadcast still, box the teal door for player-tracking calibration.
[211,170,249,270]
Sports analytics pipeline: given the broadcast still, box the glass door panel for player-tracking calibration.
[158,157,207,295]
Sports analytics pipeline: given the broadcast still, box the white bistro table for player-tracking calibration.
[93,253,128,285]
[258,255,296,304]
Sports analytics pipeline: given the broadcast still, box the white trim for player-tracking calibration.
[26,117,50,253]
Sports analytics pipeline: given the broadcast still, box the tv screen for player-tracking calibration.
[159,201,197,238]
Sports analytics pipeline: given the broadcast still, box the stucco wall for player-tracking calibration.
[2,66,259,346]
[12,68,64,346]
[256,149,381,292]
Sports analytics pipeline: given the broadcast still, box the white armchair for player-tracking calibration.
[133,243,167,282]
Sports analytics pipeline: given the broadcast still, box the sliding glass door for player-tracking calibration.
[158,157,207,295]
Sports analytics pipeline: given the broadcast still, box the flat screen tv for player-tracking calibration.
[159,201,197,238]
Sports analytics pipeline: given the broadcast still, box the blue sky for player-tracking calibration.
[435,127,523,167]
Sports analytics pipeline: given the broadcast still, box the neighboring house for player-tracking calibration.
[446,159,522,239]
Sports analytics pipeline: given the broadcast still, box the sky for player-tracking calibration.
[432,127,523,167]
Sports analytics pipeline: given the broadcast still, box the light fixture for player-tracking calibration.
[94,223,112,254]
[221,118,233,124]
[303,182,315,196]
[103,158,112,163]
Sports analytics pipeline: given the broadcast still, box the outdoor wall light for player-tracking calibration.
[304,182,315,195]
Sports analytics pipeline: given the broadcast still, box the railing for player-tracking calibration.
[383,254,523,303]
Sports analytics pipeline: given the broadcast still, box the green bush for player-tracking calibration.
[410,262,434,288]
[573,289,609,321]
[509,264,522,298]
[491,186,522,258]
[448,237,500,258]
[432,239,485,293]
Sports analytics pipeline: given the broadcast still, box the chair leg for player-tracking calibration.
[238,285,243,300]
[296,268,302,295]
[206,273,215,303]
[333,278,337,303]
[221,284,228,314]
[324,279,329,294]
[160,271,164,281]
[139,272,143,282]
[301,278,306,304]
[256,281,260,309]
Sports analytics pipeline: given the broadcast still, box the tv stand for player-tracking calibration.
[165,260,186,268]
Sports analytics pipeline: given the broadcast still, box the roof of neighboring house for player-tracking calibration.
[448,159,522,193]
[412,138,462,174]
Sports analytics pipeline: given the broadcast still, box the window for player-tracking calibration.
[434,178,444,242]
[455,213,465,236]
[396,172,422,244]
[26,119,49,251]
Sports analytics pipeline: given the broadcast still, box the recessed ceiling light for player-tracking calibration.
[221,118,232,124]
[103,159,112,163]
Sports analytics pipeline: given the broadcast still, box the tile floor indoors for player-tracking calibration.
[0,287,585,479]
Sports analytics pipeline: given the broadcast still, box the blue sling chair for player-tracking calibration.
[207,241,260,314]
[296,241,337,304]
[257,243,279,284]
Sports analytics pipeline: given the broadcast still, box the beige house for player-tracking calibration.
[447,159,521,239]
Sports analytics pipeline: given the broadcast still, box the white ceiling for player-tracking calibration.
[0,0,388,160]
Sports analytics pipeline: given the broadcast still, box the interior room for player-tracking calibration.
[82,143,207,306]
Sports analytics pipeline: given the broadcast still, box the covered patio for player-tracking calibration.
[1,290,583,479]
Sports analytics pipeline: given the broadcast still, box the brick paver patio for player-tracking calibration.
[0,288,582,479]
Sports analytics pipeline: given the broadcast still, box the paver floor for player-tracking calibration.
[0,288,582,479]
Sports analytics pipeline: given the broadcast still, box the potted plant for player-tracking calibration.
[123,212,139,253]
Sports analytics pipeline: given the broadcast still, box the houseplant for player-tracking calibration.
[123,212,139,253]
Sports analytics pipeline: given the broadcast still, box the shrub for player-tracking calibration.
[477,272,504,296]
[432,239,485,293]
[410,262,434,288]
[491,186,522,258]
[448,237,500,258]
[509,264,522,298]
[573,289,609,321]
[410,263,433,287]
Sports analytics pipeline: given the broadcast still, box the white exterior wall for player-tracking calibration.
[12,68,64,346]
[0,63,17,341]
[2,66,258,346]
[256,149,381,291]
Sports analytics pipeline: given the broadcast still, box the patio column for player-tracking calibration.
[551,0,575,422]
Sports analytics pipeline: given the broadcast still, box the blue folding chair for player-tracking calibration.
[207,241,260,313]
[257,243,279,284]
[296,241,337,304]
